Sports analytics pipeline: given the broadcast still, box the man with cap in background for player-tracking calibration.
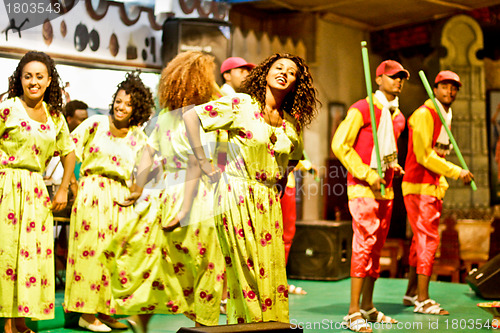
[402,70,473,316]
[215,57,255,171]
[332,60,408,332]
[220,56,255,96]
[217,57,255,314]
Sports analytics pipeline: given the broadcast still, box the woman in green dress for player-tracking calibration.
[183,53,319,324]
[64,72,154,332]
[0,51,75,333]
[114,51,224,333]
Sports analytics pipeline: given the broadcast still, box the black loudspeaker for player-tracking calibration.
[177,321,302,332]
[287,220,352,281]
[466,253,500,299]
[162,18,232,85]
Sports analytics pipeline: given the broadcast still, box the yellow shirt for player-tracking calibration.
[402,102,461,199]
[331,102,401,200]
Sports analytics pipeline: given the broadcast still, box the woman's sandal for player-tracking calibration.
[403,295,417,306]
[414,299,449,315]
[360,307,398,323]
[288,284,307,295]
[342,312,372,332]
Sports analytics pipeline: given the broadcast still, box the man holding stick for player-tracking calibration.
[332,60,408,332]
[402,70,473,315]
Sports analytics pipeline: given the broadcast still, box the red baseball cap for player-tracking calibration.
[376,60,410,79]
[435,70,462,87]
[220,57,255,74]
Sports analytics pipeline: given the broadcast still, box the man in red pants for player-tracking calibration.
[402,70,473,315]
[332,60,408,332]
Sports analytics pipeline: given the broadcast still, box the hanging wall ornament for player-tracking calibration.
[42,19,53,46]
[74,23,89,51]
[89,29,100,51]
[126,34,138,60]
[60,20,67,38]
[109,33,119,57]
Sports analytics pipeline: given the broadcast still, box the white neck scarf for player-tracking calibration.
[434,99,452,156]
[370,90,399,171]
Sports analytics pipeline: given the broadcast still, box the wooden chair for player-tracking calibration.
[432,217,461,283]
[380,239,404,278]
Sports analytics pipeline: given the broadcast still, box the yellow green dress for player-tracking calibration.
[64,115,148,315]
[0,97,74,320]
[194,94,303,324]
[107,108,224,324]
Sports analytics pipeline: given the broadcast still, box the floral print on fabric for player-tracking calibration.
[0,97,74,320]
[64,115,147,315]
[195,94,303,324]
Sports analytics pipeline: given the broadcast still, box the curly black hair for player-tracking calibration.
[8,51,64,114]
[241,53,319,129]
[109,71,154,127]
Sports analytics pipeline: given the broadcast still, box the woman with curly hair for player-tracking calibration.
[183,53,319,323]
[0,51,76,333]
[112,51,224,333]
[64,72,154,332]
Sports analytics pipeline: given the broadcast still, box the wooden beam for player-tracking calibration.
[320,11,374,31]
[420,0,472,11]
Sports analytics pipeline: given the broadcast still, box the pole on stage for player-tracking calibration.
[361,41,385,195]
[418,70,477,191]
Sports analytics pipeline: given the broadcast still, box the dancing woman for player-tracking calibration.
[64,72,154,332]
[112,51,225,333]
[183,53,319,323]
[0,51,75,333]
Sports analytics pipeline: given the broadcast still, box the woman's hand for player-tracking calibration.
[51,187,68,212]
[116,190,142,207]
[199,159,221,183]
[163,211,185,232]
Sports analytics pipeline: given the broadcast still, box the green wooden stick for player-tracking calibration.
[418,70,477,191]
[361,41,385,195]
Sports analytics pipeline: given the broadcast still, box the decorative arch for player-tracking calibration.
[441,14,483,67]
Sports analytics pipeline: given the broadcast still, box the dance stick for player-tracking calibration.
[361,41,385,195]
[418,70,477,191]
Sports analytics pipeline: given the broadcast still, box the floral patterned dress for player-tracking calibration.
[107,108,224,324]
[194,94,303,324]
[0,97,74,320]
[64,115,148,315]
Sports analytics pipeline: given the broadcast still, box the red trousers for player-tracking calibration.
[349,197,393,278]
[405,194,442,276]
[281,186,296,264]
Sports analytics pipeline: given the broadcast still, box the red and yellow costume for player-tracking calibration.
[332,95,405,278]
[402,99,461,276]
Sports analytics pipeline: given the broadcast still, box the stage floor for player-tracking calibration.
[31,278,497,332]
